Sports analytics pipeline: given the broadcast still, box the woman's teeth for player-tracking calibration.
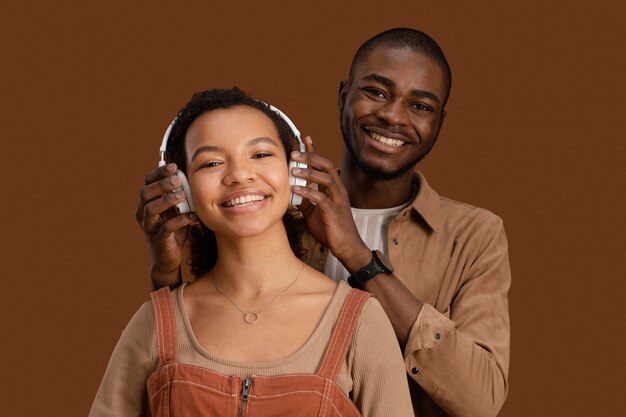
[370,131,405,147]
[224,194,266,207]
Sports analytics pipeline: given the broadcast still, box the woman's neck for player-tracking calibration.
[208,223,304,295]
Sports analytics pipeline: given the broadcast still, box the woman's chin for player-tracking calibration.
[214,220,285,242]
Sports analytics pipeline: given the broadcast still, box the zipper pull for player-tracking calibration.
[240,378,252,417]
[242,378,251,401]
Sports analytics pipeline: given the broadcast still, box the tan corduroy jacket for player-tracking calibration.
[302,172,511,417]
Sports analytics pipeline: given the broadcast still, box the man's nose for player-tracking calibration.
[376,99,409,126]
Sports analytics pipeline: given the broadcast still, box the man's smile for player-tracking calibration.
[368,131,405,147]
[363,126,415,149]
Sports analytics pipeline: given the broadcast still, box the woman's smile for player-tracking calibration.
[221,190,268,208]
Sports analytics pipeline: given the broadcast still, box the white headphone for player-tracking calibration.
[158,104,307,214]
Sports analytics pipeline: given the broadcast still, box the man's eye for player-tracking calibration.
[253,152,273,159]
[362,88,386,99]
[412,103,432,112]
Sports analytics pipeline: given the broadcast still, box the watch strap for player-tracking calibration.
[348,250,393,288]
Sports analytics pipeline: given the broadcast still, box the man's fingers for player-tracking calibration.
[140,175,182,205]
[136,164,177,224]
[158,213,197,236]
[293,185,333,208]
[291,166,348,201]
[145,191,186,217]
[142,192,186,231]
[290,151,345,196]
[292,167,331,189]
[291,150,336,174]
[303,136,316,153]
[297,198,316,219]
[144,163,177,185]
[136,173,183,223]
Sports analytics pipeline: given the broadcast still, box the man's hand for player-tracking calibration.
[290,137,371,272]
[135,163,196,289]
[292,138,421,346]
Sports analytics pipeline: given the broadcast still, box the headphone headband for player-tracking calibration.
[158,103,304,167]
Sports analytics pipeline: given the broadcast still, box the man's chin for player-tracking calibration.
[355,159,416,181]
[342,130,425,180]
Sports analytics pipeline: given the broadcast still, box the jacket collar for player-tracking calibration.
[409,171,444,232]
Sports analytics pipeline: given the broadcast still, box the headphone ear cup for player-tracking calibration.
[288,159,307,206]
[173,170,195,214]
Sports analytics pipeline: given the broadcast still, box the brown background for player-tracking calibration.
[1,1,624,416]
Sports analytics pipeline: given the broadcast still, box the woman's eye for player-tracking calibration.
[199,161,221,169]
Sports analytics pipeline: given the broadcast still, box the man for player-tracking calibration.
[137,28,510,417]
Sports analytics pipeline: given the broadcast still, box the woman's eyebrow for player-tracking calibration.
[247,137,279,148]
[190,145,220,162]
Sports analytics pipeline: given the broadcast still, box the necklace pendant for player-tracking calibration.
[244,312,258,324]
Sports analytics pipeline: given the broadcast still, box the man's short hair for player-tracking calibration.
[349,28,452,107]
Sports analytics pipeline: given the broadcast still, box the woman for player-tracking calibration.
[89,87,413,416]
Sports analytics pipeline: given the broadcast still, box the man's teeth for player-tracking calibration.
[224,194,266,207]
[370,131,405,147]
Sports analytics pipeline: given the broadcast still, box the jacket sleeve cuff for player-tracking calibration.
[404,303,455,355]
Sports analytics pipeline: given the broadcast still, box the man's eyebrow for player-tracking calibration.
[363,73,441,104]
[190,137,279,162]
[410,89,441,104]
[363,73,395,89]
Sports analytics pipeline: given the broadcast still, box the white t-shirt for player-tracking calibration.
[324,193,414,281]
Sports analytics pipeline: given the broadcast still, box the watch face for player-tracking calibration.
[355,269,372,281]
[374,250,394,273]
[350,249,395,287]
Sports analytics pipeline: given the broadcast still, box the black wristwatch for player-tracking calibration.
[348,250,394,288]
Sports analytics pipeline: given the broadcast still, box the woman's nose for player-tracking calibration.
[223,160,256,185]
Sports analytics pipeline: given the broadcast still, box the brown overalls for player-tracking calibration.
[147,287,370,417]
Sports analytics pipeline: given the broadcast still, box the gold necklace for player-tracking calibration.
[213,264,305,324]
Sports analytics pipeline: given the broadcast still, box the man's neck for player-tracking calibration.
[339,157,417,210]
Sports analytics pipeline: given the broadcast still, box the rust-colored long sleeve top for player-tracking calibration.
[303,172,511,417]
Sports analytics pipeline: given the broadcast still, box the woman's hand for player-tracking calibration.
[290,137,371,273]
[135,163,197,289]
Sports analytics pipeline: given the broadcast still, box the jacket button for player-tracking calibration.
[393,239,399,245]
[434,332,441,340]
[411,367,419,374]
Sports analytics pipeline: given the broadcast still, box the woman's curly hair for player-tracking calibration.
[165,87,305,278]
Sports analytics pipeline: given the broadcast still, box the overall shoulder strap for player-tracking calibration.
[317,289,370,381]
[150,287,178,364]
